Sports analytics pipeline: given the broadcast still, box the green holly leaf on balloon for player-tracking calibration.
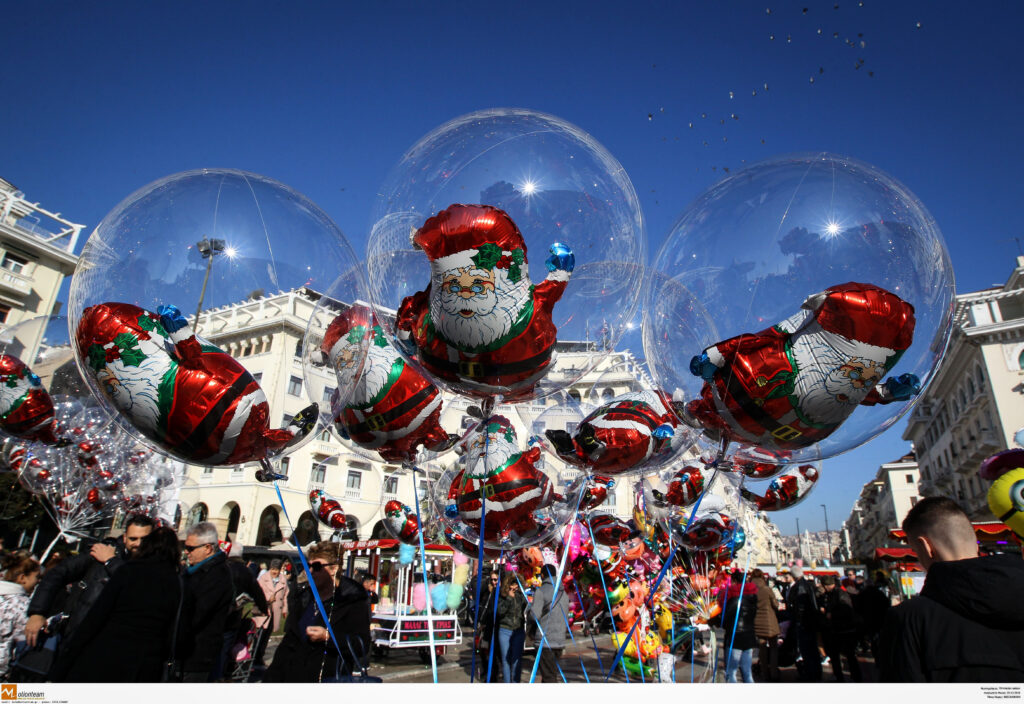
[87,344,108,372]
[371,325,389,348]
[507,248,525,284]
[112,333,146,367]
[346,325,367,346]
[471,243,502,271]
[136,314,162,335]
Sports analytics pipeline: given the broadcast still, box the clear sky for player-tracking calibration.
[4,1,1023,536]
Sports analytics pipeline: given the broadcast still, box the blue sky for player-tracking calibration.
[4,1,1023,536]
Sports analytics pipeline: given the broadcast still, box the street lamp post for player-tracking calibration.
[194,237,225,331]
[822,503,832,563]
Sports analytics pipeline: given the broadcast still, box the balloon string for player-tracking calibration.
[604,474,714,682]
[485,550,503,683]
[570,574,606,678]
[558,593,590,683]
[513,572,567,683]
[586,514,630,683]
[409,462,438,683]
[272,481,346,666]
[528,478,585,683]
[723,546,753,681]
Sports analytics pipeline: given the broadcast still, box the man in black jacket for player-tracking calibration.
[785,565,822,682]
[879,497,1024,682]
[24,514,155,663]
[180,521,267,682]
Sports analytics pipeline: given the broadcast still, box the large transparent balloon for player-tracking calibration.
[366,108,646,403]
[67,169,364,469]
[645,153,955,464]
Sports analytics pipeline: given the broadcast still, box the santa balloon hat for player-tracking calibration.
[320,305,374,367]
[805,282,916,350]
[413,204,529,281]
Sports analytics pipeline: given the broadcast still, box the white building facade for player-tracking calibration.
[843,453,921,560]
[902,257,1024,520]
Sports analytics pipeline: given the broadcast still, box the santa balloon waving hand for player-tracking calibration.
[686,282,919,454]
[396,204,574,401]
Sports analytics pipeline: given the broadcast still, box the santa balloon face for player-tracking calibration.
[309,489,346,530]
[546,389,689,476]
[76,302,315,466]
[0,355,58,444]
[322,306,452,463]
[685,283,917,456]
[740,464,820,511]
[396,204,573,401]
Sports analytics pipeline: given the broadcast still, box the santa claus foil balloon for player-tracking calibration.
[68,169,364,467]
[740,463,821,511]
[433,413,580,550]
[367,109,646,403]
[307,303,455,463]
[546,388,693,476]
[309,488,347,531]
[645,153,954,464]
[75,302,316,466]
[383,499,421,544]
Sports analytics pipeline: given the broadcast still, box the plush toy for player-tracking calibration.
[396,204,574,400]
[686,282,917,453]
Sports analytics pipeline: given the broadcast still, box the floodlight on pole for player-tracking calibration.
[194,236,226,331]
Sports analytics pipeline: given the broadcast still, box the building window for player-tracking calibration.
[279,457,290,477]
[906,474,914,483]
[288,376,302,396]
[1018,349,1024,370]
[318,428,331,442]
[295,340,303,358]
[203,466,214,475]
[1,252,28,274]
[0,305,9,324]
[311,460,326,484]
[323,387,335,405]
[346,471,362,492]
[384,476,399,495]
[252,371,262,383]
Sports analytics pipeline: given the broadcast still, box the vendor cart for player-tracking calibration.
[337,539,462,662]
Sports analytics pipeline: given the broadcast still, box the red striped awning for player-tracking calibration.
[889,521,1017,543]
[875,547,917,560]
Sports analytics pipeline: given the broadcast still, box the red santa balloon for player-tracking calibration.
[740,464,820,511]
[447,415,554,545]
[580,474,615,511]
[0,355,59,445]
[676,511,736,551]
[309,489,347,530]
[383,499,420,544]
[588,513,637,547]
[320,305,454,463]
[396,204,574,401]
[654,465,706,507]
[76,302,317,466]
[546,389,688,475]
[686,282,918,454]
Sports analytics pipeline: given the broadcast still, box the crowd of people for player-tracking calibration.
[0,519,373,683]
[1,496,1021,684]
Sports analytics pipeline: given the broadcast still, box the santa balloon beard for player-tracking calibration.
[464,431,517,478]
[97,354,172,434]
[430,265,531,350]
[336,337,398,406]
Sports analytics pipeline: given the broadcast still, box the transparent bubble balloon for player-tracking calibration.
[641,464,720,528]
[429,415,582,550]
[68,169,363,468]
[739,462,821,512]
[670,508,738,552]
[367,108,646,403]
[302,291,458,465]
[0,315,102,446]
[645,152,955,465]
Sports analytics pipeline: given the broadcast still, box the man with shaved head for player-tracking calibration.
[878,497,1024,682]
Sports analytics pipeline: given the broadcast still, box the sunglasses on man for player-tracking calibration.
[183,543,213,552]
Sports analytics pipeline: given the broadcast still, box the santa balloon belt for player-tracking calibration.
[342,384,436,434]
[419,344,554,381]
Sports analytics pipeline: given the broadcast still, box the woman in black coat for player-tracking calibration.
[264,560,371,682]
[54,527,183,682]
[721,571,759,683]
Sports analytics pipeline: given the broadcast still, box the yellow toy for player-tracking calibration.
[988,466,1024,539]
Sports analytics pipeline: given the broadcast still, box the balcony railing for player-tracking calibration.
[0,268,32,297]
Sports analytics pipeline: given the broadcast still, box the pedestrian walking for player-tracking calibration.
[750,569,781,682]
[530,564,568,682]
[721,570,758,683]
[0,554,40,681]
[820,575,862,682]
[785,566,822,682]
[878,497,1024,681]
[495,572,528,683]
[257,559,289,633]
[53,528,183,682]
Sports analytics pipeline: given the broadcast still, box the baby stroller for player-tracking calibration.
[227,598,272,682]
